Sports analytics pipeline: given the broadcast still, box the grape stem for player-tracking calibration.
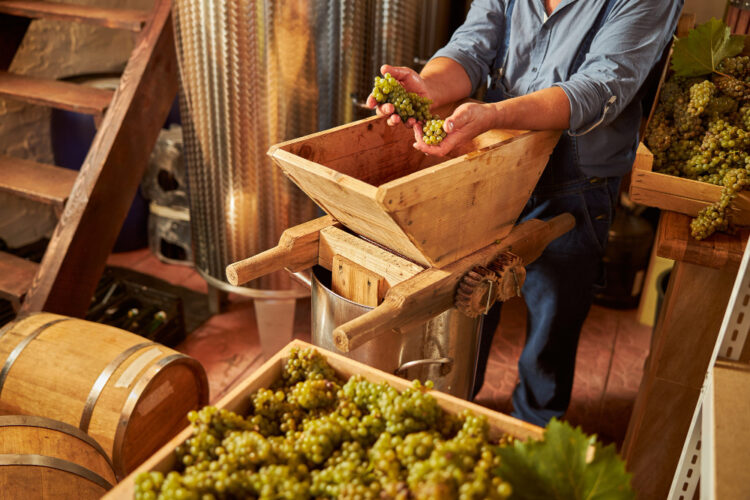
[714,69,750,88]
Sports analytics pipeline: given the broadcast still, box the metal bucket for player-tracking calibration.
[311,267,481,399]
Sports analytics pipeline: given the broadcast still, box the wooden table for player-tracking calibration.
[622,211,749,499]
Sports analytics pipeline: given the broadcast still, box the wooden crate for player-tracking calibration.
[630,17,750,226]
[630,143,750,226]
[104,340,543,499]
[268,102,560,268]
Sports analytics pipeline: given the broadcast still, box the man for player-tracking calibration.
[368,0,683,426]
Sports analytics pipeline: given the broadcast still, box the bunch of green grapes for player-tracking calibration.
[422,119,447,145]
[718,55,750,79]
[372,73,434,123]
[644,55,750,239]
[691,168,750,240]
[134,349,515,500]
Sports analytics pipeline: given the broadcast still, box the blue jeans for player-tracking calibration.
[473,136,621,426]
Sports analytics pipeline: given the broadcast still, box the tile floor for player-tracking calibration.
[107,248,651,448]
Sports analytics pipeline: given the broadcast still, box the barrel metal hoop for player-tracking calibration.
[0,415,114,470]
[0,318,69,397]
[79,342,155,433]
[112,354,208,478]
[0,453,114,490]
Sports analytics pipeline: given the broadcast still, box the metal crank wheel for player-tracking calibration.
[488,252,525,302]
[454,266,498,317]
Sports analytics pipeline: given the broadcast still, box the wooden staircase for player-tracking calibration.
[0,0,178,316]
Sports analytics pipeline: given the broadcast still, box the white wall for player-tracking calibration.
[684,0,727,24]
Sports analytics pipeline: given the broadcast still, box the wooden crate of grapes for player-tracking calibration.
[630,20,750,237]
[104,340,543,498]
[630,143,750,226]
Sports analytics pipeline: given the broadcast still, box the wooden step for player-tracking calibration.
[0,251,38,305]
[0,71,114,115]
[0,156,78,207]
[0,0,147,31]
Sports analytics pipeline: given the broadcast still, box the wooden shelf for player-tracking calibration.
[0,71,113,116]
[0,0,147,31]
[656,211,749,269]
[0,156,78,207]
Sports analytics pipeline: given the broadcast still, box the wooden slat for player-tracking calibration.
[0,156,78,207]
[0,251,38,303]
[0,0,147,31]
[318,226,424,288]
[331,254,385,307]
[0,71,113,115]
[20,0,178,316]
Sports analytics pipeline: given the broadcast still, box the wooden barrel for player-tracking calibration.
[0,313,209,478]
[0,415,117,499]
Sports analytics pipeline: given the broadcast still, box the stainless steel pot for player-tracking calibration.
[311,267,481,399]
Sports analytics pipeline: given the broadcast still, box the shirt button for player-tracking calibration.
[531,67,537,72]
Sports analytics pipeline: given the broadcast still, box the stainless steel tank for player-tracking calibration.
[172,0,453,296]
[172,0,455,358]
[311,267,481,399]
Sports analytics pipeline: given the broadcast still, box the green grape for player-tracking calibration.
[644,111,675,153]
[139,349,519,499]
[372,73,435,123]
[687,80,716,116]
[713,74,750,102]
[422,119,447,145]
[718,55,750,78]
[647,65,750,240]
[691,168,749,240]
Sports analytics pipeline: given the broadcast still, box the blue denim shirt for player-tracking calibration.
[432,0,682,177]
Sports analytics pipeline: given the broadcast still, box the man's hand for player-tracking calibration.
[412,101,495,156]
[365,64,432,126]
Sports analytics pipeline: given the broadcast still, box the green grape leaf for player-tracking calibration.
[671,18,746,77]
[494,419,634,500]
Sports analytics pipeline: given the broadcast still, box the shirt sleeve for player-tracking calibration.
[554,0,683,135]
[429,0,507,94]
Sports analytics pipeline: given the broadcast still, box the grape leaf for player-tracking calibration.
[671,18,746,77]
[494,419,634,500]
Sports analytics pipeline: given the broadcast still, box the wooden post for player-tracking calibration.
[622,211,747,499]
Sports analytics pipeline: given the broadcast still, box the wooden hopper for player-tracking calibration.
[268,104,560,268]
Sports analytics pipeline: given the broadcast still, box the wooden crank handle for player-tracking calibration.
[515,213,575,265]
[333,297,404,353]
[225,215,335,286]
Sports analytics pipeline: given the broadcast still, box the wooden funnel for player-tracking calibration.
[268,104,560,268]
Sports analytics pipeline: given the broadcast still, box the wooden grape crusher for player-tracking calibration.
[226,101,577,399]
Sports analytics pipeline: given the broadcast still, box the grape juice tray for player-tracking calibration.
[103,340,543,498]
[267,100,560,268]
[630,143,750,226]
